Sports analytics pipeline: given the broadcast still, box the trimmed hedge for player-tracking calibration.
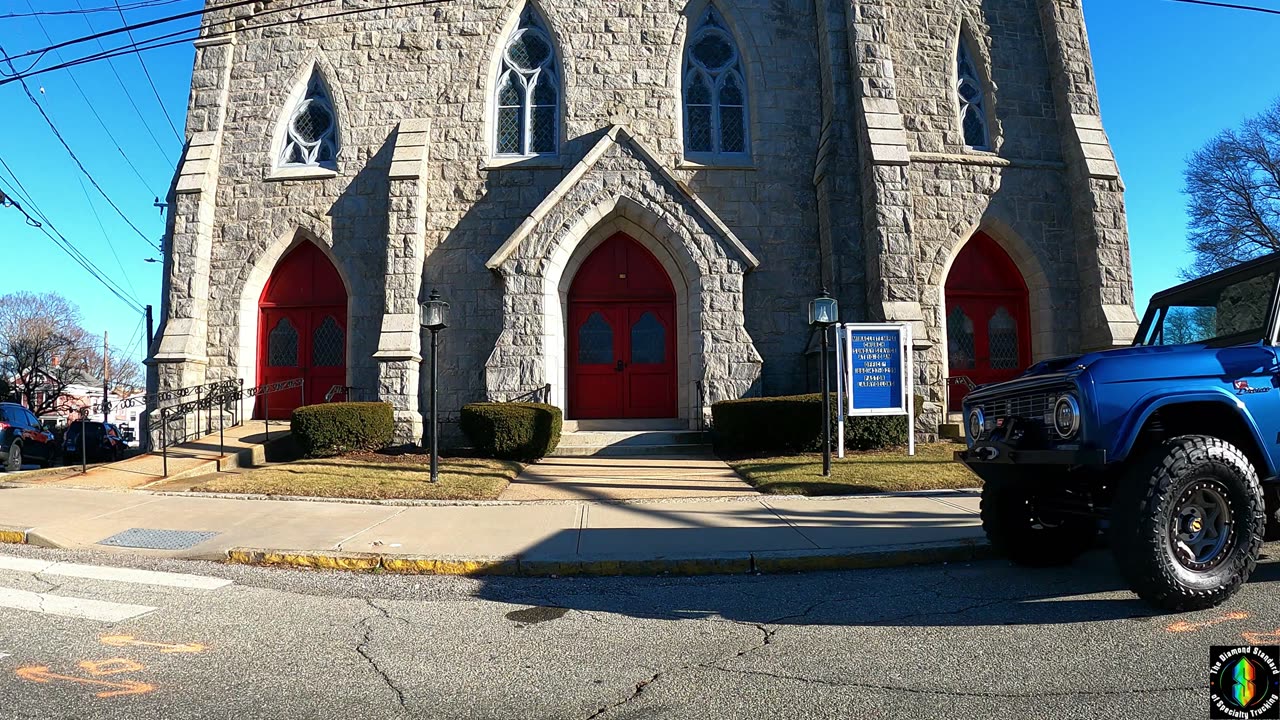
[712,393,909,455]
[291,402,395,458]
[460,402,562,461]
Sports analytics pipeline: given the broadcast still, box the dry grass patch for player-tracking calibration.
[727,442,978,496]
[192,452,523,500]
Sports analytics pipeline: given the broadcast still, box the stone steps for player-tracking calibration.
[551,428,712,458]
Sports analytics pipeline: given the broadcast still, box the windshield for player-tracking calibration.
[1137,270,1278,346]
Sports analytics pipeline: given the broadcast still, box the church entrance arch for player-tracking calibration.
[256,241,348,418]
[567,233,677,419]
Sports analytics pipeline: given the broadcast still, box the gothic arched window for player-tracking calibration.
[280,72,339,168]
[956,38,989,150]
[682,6,748,158]
[494,7,560,157]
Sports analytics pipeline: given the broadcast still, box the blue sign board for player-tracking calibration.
[845,327,906,414]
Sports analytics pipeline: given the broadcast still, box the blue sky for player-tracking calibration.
[0,0,1278,366]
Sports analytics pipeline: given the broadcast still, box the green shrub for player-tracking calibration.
[291,402,395,458]
[460,402,563,461]
[712,393,908,455]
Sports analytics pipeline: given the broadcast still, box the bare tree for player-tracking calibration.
[1184,98,1280,277]
[0,292,99,416]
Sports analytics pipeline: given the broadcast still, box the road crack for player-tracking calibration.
[355,599,408,710]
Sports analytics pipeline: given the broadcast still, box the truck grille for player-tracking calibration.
[972,388,1065,438]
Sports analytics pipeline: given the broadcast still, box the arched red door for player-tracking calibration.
[257,242,348,419]
[945,232,1031,411]
[568,233,677,419]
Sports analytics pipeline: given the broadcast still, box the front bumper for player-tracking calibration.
[957,441,1106,466]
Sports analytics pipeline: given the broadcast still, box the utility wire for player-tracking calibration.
[1170,0,1280,14]
[0,161,145,314]
[24,0,159,196]
[1,43,162,252]
[110,0,184,144]
[1,0,186,20]
[77,174,142,301]
[77,0,177,160]
[2,0,456,85]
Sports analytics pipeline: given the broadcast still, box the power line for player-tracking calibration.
[110,0,184,144]
[1,43,162,252]
[24,0,159,196]
[1170,0,1280,14]
[1,0,186,20]
[77,174,142,302]
[0,160,146,314]
[77,0,178,161]
[2,0,457,86]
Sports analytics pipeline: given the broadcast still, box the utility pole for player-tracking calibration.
[145,305,154,357]
[102,331,109,424]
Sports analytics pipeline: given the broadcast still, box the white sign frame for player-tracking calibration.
[835,322,914,458]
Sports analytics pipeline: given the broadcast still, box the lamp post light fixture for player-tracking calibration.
[420,289,450,483]
[809,289,838,477]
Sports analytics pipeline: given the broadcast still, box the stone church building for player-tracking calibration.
[149,0,1136,441]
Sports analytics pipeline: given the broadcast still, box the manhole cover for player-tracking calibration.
[97,528,220,550]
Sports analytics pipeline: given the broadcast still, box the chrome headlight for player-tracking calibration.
[1053,395,1080,439]
[967,408,985,440]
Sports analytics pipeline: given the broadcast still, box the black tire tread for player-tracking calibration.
[1111,435,1265,612]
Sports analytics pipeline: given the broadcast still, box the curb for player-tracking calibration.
[0,525,29,545]
[223,540,990,577]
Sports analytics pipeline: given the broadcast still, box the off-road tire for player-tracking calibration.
[1111,435,1265,612]
[4,442,21,472]
[981,471,1099,567]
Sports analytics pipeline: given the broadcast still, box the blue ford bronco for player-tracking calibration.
[959,253,1280,611]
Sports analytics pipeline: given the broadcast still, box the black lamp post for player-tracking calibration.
[808,288,838,477]
[420,289,449,483]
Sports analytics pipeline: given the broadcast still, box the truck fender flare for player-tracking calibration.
[1112,389,1270,473]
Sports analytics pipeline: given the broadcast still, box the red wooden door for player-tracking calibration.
[257,242,348,419]
[568,234,677,419]
[945,233,1031,411]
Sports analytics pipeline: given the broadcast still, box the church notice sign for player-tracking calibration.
[835,322,915,456]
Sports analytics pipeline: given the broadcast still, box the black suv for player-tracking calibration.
[63,421,128,463]
[0,402,59,472]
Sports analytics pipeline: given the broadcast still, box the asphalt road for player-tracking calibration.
[1,543,1276,720]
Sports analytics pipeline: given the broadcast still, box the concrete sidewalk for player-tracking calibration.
[0,482,987,574]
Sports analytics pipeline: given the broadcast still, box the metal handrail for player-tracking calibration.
[156,377,305,477]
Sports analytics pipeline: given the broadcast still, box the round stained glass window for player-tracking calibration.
[506,30,552,72]
[293,100,333,143]
[691,31,735,71]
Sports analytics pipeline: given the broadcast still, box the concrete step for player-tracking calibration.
[557,430,710,447]
[561,419,688,432]
[549,444,714,458]
[551,429,712,457]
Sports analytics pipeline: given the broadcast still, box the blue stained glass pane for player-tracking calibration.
[578,312,614,365]
[630,312,665,365]
[947,307,975,370]
[312,316,344,368]
[686,72,711,105]
[269,317,299,368]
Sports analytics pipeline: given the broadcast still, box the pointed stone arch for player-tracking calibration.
[483,0,567,160]
[953,17,1001,152]
[675,0,765,162]
[268,51,348,176]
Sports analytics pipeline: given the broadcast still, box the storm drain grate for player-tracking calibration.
[97,528,221,550]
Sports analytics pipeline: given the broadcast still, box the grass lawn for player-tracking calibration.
[191,452,524,500]
[726,442,978,496]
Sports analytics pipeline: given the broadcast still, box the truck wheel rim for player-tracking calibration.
[1169,481,1233,571]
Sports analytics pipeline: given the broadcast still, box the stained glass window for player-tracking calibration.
[988,307,1019,370]
[683,6,749,158]
[269,317,299,367]
[957,40,989,150]
[947,307,975,370]
[578,312,613,365]
[280,73,339,168]
[312,316,345,368]
[630,312,666,365]
[494,7,559,156]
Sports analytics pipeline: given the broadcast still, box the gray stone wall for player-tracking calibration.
[150,0,1136,440]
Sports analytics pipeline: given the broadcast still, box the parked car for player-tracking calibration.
[959,251,1280,612]
[0,402,60,471]
[63,421,129,463]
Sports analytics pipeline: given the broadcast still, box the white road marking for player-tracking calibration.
[0,587,157,622]
[0,555,232,590]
